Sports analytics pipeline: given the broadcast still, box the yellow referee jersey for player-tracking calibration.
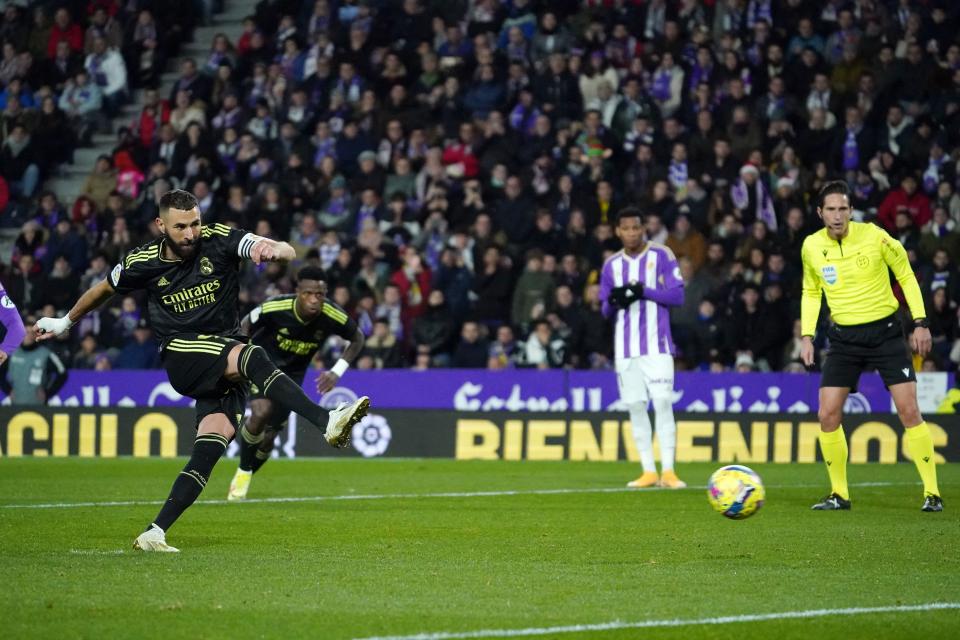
[800,221,926,336]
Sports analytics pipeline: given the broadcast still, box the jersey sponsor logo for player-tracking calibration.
[275,333,319,355]
[856,255,869,268]
[821,265,837,285]
[157,276,170,287]
[199,256,214,276]
[161,279,221,312]
[110,263,122,286]
[0,294,14,309]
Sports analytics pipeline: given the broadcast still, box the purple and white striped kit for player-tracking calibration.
[599,244,683,360]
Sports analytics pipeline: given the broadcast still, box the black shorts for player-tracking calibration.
[161,333,247,430]
[821,315,916,391]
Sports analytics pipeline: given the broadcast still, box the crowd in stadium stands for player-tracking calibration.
[1,0,959,375]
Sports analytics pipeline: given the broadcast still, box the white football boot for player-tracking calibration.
[227,468,252,501]
[325,396,370,448]
[133,524,179,553]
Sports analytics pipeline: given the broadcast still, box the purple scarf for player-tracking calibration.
[651,69,672,101]
[731,178,777,231]
[843,128,860,171]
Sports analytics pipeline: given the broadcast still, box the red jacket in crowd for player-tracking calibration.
[136,101,171,148]
[391,265,432,337]
[0,175,9,214]
[47,23,84,58]
[877,187,932,232]
[441,143,479,179]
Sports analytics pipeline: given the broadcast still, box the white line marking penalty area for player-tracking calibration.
[353,602,960,640]
[0,481,916,511]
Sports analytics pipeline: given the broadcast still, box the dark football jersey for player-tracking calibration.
[107,223,260,342]
[247,295,358,372]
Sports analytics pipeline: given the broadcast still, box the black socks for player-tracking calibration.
[239,345,321,426]
[152,434,227,532]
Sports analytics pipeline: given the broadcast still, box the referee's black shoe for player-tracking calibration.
[811,493,851,510]
[921,494,943,512]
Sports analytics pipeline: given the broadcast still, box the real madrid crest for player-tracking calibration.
[199,256,214,276]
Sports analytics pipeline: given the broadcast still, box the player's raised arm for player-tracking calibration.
[238,233,296,265]
[34,278,115,341]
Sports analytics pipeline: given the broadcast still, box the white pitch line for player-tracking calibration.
[353,602,960,640]
[0,481,916,511]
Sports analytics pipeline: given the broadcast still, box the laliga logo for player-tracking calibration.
[352,414,392,458]
[319,386,358,410]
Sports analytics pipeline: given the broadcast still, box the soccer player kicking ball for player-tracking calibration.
[600,207,685,489]
[801,181,942,512]
[227,266,366,501]
[34,190,370,552]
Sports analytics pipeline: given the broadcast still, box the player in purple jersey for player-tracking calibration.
[0,284,26,365]
[599,207,686,489]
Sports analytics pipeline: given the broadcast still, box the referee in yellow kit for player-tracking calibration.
[800,180,942,512]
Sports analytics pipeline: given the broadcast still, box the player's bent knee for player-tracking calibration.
[248,400,274,427]
[224,344,246,381]
[198,412,236,440]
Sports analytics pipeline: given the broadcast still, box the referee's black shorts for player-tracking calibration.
[161,333,247,431]
[821,314,916,391]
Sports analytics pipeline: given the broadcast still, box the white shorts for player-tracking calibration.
[616,355,675,404]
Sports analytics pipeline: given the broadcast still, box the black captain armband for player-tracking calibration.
[913,318,929,329]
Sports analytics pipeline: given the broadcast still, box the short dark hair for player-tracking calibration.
[296,265,327,283]
[158,189,199,215]
[817,180,850,208]
[616,206,643,224]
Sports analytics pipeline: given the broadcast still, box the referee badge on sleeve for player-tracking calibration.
[821,265,837,285]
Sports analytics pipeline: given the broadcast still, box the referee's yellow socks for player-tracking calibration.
[906,422,940,497]
[818,427,849,500]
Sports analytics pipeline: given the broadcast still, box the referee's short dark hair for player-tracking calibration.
[616,206,644,224]
[158,189,199,215]
[817,180,851,208]
[297,266,327,283]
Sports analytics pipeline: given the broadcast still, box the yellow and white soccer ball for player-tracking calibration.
[707,465,765,519]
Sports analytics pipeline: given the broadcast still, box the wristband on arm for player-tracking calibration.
[331,358,349,377]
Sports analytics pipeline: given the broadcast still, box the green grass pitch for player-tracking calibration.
[1,458,957,639]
